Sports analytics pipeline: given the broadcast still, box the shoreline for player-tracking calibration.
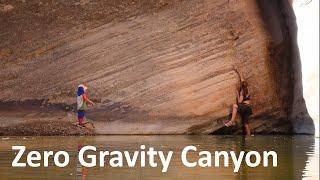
[0,100,93,136]
[0,99,309,136]
[0,100,301,136]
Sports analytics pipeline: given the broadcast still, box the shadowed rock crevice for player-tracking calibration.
[256,0,314,134]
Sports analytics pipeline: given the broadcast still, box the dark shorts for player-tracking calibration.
[238,103,252,124]
[78,110,85,119]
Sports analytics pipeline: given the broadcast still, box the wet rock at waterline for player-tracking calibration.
[0,0,314,135]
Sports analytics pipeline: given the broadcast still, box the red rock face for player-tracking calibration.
[0,0,314,134]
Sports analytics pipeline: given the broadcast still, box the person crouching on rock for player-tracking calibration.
[225,67,252,136]
[76,84,94,126]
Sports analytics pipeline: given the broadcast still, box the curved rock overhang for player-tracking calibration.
[256,0,315,134]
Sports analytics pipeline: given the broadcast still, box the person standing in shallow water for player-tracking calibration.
[76,84,94,126]
[225,67,253,136]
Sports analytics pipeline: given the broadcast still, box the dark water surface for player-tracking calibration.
[0,136,318,180]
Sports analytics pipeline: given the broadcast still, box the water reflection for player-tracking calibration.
[0,136,317,180]
[76,144,88,180]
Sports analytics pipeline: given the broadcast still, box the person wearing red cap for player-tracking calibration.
[76,84,94,126]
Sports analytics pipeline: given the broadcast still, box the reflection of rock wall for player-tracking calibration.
[0,136,315,179]
[235,136,315,179]
[0,0,314,134]
[291,136,315,179]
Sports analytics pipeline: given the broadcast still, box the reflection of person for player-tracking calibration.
[237,137,248,180]
[76,144,88,180]
[76,84,94,126]
[225,67,252,136]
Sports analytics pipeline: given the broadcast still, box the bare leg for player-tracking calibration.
[81,117,86,127]
[225,104,238,127]
[78,117,86,127]
[78,117,83,125]
[244,123,251,136]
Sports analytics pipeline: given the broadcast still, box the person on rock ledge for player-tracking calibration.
[76,84,95,126]
[225,66,253,136]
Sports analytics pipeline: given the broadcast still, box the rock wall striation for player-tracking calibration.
[0,0,314,134]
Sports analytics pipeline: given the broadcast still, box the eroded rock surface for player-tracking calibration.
[0,0,314,134]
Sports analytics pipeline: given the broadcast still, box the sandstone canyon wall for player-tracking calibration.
[0,0,315,134]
